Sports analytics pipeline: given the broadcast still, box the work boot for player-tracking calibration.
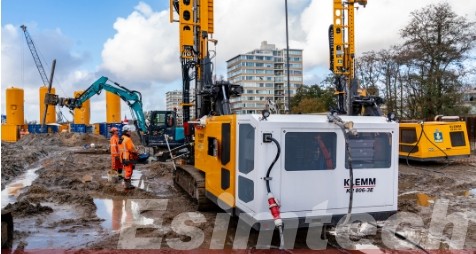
[124,179,135,190]
[118,169,124,180]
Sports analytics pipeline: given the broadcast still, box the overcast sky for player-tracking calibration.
[2,0,476,123]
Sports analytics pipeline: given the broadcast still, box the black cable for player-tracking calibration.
[406,121,450,171]
[367,222,430,254]
[265,137,281,193]
[406,122,425,167]
[343,132,354,224]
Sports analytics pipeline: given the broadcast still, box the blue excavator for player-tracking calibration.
[43,76,185,149]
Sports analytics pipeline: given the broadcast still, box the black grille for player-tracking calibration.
[450,131,466,147]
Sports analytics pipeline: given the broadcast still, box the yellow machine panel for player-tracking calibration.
[6,87,25,125]
[194,115,237,208]
[1,124,20,142]
[201,0,214,33]
[399,121,471,160]
[73,91,91,125]
[39,86,56,124]
[106,91,121,123]
[332,0,345,73]
[178,0,194,58]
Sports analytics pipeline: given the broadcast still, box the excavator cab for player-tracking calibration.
[146,110,185,148]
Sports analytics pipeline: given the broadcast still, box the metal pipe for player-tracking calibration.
[42,59,56,131]
[285,0,291,113]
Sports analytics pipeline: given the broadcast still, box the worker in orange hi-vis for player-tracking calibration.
[120,125,139,190]
[109,127,123,180]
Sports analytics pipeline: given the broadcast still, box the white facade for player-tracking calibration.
[227,41,304,114]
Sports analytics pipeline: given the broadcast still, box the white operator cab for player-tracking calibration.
[235,114,399,229]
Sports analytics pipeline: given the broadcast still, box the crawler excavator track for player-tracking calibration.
[174,165,215,211]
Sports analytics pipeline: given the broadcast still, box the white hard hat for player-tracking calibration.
[122,125,132,132]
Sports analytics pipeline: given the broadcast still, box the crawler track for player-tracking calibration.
[174,165,215,211]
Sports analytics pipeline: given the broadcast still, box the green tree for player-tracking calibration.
[290,84,335,114]
[399,2,475,118]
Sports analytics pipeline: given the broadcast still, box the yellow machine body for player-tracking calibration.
[399,121,471,160]
[39,86,56,124]
[194,115,237,208]
[106,91,121,123]
[73,91,91,125]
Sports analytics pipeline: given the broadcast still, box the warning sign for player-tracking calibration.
[433,129,443,143]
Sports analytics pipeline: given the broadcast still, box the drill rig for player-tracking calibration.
[170,0,398,232]
[329,0,384,116]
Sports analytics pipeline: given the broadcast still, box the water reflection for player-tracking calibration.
[1,166,41,208]
[94,198,163,231]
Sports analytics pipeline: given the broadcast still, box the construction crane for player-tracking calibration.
[20,25,50,86]
[169,0,398,250]
[20,25,57,129]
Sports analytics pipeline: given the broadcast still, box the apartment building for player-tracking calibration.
[165,89,196,126]
[227,41,303,114]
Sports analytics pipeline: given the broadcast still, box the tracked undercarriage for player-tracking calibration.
[174,165,215,211]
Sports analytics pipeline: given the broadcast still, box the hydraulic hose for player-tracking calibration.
[342,132,354,225]
[328,113,355,225]
[264,136,284,249]
[265,137,281,193]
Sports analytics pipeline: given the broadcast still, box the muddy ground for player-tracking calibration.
[1,133,475,252]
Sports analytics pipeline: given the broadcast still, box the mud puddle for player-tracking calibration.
[94,198,169,228]
[12,202,105,250]
[1,165,41,208]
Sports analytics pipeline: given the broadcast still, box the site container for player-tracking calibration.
[1,124,20,142]
[28,124,58,134]
[105,123,123,139]
[70,124,87,133]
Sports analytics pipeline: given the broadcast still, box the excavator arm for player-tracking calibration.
[45,76,148,133]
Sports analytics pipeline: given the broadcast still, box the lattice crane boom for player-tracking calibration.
[20,25,49,87]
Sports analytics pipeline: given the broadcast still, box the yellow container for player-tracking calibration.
[39,86,56,124]
[6,87,24,125]
[73,91,90,124]
[106,91,121,123]
[1,124,20,142]
[92,123,100,135]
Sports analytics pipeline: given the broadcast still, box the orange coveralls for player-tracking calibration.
[110,133,123,171]
[121,135,137,180]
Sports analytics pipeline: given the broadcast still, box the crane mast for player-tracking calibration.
[171,0,214,122]
[329,0,382,116]
[170,0,241,137]
[20,25,50,87]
